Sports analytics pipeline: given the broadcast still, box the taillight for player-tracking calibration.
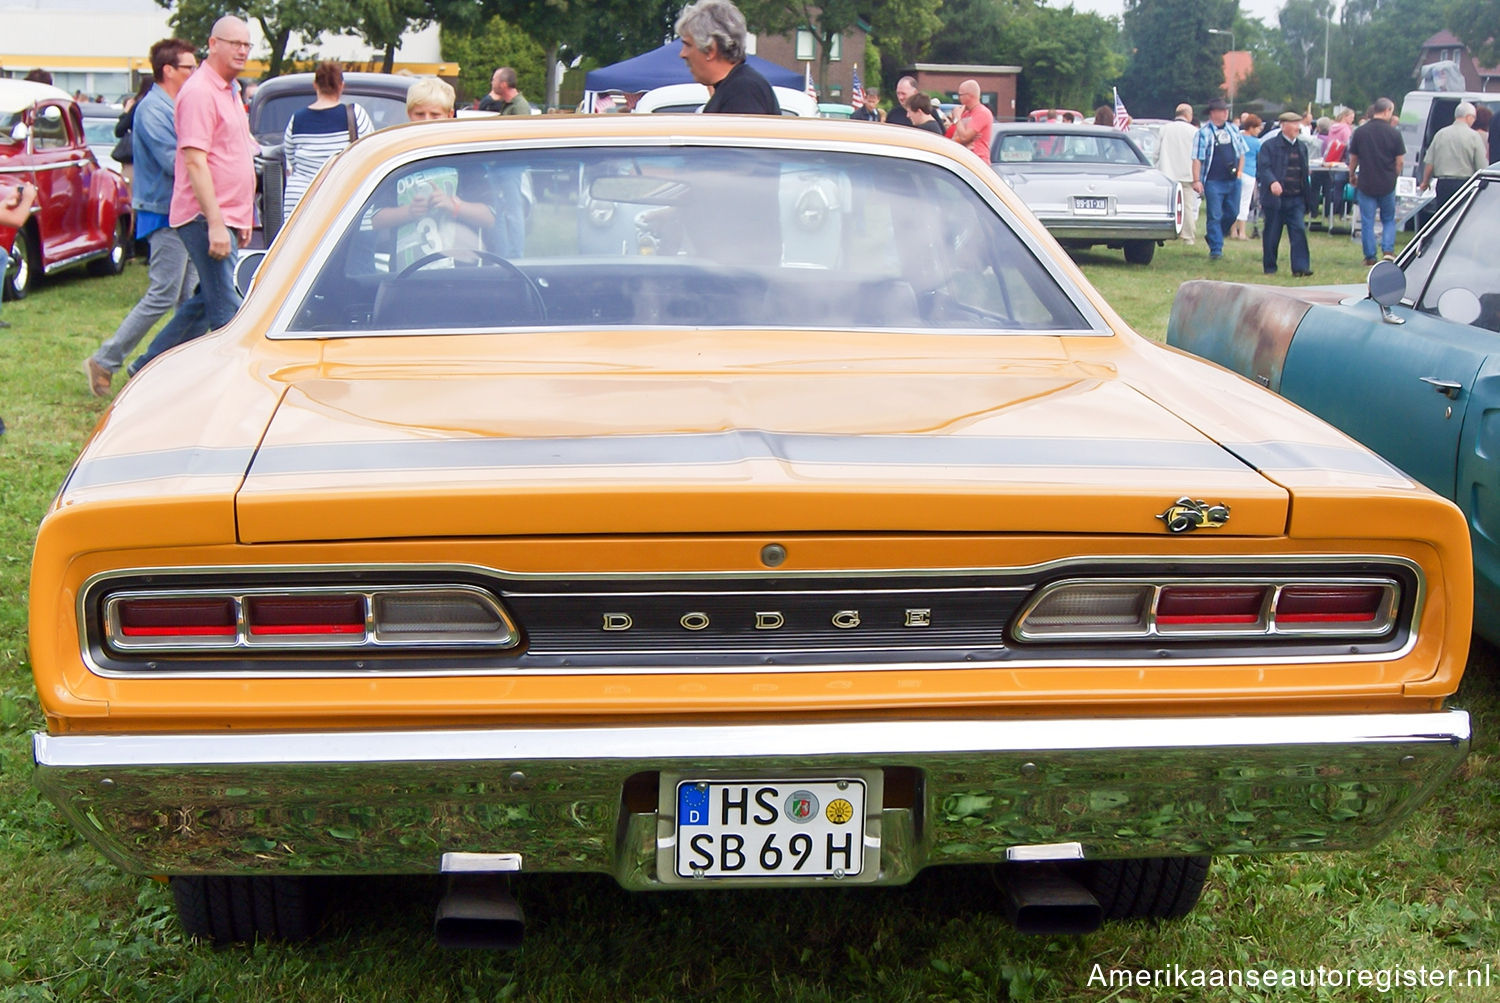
[103,586,518,652]
[1014,579,1399,642]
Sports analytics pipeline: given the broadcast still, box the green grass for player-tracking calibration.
[0,246,1495,1002]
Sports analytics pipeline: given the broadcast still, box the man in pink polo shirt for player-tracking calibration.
[949,79,994,161]
[129,15,256,377]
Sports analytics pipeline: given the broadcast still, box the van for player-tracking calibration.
[1398,90,1500,180]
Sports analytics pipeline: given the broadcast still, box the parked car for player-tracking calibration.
[1125,117,1173,167]
[249,72,414,245]
[0,80,131,299]
[1398,90,1500,185]
[30,114,1471,950]
[1028,108,1086,124]
[1168,165,1500,644]
[989,122,1181,264]
[632,82,819,117]
[817,101,855,119]
[77,101,127,174]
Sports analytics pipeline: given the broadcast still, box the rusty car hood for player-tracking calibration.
[231,333,1292,542]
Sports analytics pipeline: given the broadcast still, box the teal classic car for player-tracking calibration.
[1168,166,1500,642]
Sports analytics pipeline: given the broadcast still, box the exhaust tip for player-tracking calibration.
[997,863,1103,936]
[434,875,525,950]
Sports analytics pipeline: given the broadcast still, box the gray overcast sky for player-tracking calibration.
[1069,0,1287,28]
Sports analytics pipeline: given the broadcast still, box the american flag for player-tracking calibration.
[850,65,864,105]
[805,63,817,100]
[1113,87,1132,131]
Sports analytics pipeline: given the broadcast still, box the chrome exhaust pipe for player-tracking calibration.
[996,863,1103,935]
[433,874,525,950]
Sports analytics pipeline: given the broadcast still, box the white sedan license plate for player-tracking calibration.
[671,778,869,880]
[1073,196,1109,214]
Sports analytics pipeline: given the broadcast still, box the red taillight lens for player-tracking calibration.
[1156,586,1268,628]
[245,595,366,636]
[1275,585,1388,624]
[115,597,236,637]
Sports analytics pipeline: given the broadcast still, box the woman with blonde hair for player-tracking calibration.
[282,61,373,217]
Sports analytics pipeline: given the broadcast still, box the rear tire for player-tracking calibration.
[171,875,326,944]
[1123,239,1156,265]
[89,218,129,277]
[5,226,37,300]
[1080,855,1210,921]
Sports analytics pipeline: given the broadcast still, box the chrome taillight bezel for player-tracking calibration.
[1011,577,1402,643]
[101,584,519,653]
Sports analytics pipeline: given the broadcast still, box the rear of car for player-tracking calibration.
[29,116,1471,947]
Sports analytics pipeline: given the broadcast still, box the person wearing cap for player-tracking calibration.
[1420,102,1489,214]
[1257,111,1315,277]
[1190,97,1247,261]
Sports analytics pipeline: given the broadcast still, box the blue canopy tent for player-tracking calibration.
[583,41,803,110]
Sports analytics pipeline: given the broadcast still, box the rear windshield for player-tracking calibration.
[287,144,1090,335]
[252,92,409,139]
[995,133,1148,166]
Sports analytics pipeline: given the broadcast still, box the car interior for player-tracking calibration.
[286,146,1089,335]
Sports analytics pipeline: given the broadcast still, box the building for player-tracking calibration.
[755,22,871,102]
[0,0,453,101]
[1414,30,1500,94]
[904,64,1021,122]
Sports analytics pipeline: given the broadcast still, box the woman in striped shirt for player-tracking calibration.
[282,61,373,218]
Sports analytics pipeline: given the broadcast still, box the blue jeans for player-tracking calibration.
[92,225,197,373]
[1203,178,1239,255]
[1358,190,1396,260]
[1261,195,1309,274]
[128,217,242,376]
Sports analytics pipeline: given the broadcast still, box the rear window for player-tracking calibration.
[995,133,1147,166]
[286,144,1090,335]
[253,92,409,139]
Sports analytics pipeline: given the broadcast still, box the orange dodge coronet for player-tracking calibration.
[29,114,1471,948]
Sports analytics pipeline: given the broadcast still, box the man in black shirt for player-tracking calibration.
[676,0,780,116]
[1347,97,1405,264]
[1257,111,1314,276]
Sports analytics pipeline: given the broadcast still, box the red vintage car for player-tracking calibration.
[1,80,130,299]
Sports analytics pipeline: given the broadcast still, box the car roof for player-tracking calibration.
[77,102,122,117]
[993,123,1136,138]
[0,79,73,113]
[633,83,819,118]
[251,72,414,104]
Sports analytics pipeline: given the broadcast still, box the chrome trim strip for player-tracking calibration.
[41,246,108,274]
[31,710,1471,879]
[264,133,1112,339]
[73,555,1427,678]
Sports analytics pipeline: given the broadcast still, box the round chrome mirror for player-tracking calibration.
[1436,287,1482,326]
[1367,260,1406,307]
[234,249,266,298]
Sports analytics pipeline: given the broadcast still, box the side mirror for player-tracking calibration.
[234,249,266,297]
[10,121,28,143]
[1367,259,1406,325]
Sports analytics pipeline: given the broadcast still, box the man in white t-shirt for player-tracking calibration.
[1157,103,1200,245]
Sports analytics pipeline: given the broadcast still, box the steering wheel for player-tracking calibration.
[396,250,547,322]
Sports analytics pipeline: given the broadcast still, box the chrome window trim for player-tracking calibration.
[1012,576,1402,641]
[74,554,1425,679]
[264,133,1113,340]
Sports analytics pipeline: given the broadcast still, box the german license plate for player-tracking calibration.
[666,777,871,881]
[1074,196,1108,214]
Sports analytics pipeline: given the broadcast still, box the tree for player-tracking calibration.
[739,0,942,97]
[156,1,353,78]
[1447,0,1500,65]
[440,13,546,104]
[1118,0,1239,118]
[348,0,433,74]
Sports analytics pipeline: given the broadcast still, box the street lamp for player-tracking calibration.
[1208,27,1235,120]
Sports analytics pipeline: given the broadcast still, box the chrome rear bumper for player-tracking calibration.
[33,711,1469,886]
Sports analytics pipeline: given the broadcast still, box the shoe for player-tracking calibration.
[1293,270,1314,278]
[1182,238,1195,246]
[1382,253,1395,262]
[1210,253,1222,261]
[83,356,111,397]
[1363,257,1377,266]
[1264,269,1278,275]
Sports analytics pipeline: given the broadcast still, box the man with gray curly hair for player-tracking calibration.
[676,0,779,115]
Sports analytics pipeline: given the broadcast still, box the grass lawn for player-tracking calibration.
[0,231,1494,1002]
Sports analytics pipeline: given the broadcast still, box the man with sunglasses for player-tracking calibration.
[84,38,200,395]
[128,16,256,379]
